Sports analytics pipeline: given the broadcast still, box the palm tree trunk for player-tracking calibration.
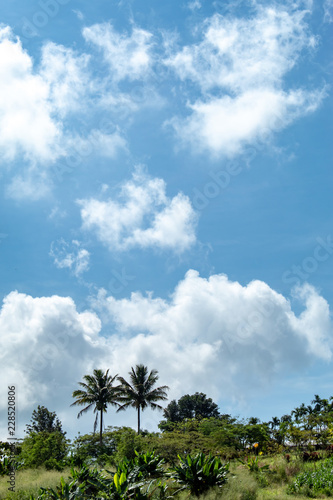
[138,406,141,434]
[100,409,103,446]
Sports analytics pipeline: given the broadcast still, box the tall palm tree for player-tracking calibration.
[117,364,169,434]
[71,368,121,446]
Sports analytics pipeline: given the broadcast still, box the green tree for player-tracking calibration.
[20,430,68,469]
[161,393,220,428]
[25,405,65,436]
[19,406,68,469]
[71,368,121,446]
[117,364,169,434]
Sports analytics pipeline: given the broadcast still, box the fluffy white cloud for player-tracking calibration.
[0,273,332,438]
[50,239,90,277]
[170,88,325,157]
[78,170,197,253]
[0,27,128,199]
[0,291,103,438]
[0,27,62,163]
[82,23,153,81]
[0,291,102,394]
[94,271,333,399]
[165,6,326,156]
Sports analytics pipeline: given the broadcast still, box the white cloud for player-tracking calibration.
[0,274,332,438]
[0,27,62,163]
[165,6,325,156]
[82,22,154,81]
[94,270,333,399]
[39,42,90,117]
[50,239,90,277]
[170,87,325,157]
[0,291,103,435]
[78,169,197,253]
[0,292,101,409]
[0,26,146,199]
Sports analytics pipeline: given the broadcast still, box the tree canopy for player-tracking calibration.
[25,405,65,436]
[71,368,121,446]
[160,393,220,430]
[117,364,169,434]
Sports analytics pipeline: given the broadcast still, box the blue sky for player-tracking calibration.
[0,0,332,440]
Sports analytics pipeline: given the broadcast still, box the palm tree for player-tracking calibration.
[117,364,169,434]
[71,368,121,446]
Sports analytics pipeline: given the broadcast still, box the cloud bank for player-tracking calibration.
[0,271,332,437]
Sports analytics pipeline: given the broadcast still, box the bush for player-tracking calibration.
[167,452,229,497]
[19,431,68,468]
[288,456,333,496]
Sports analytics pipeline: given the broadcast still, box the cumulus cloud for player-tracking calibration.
[82,22,154,81]
[93,270,333,399]
[78,169,197,253]
[0,273,332,438]
[0,27,62,163]
[50,239,90,277]
[0,291,103,438]
[165,6,326,156]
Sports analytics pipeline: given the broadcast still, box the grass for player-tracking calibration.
[0,467,71,499]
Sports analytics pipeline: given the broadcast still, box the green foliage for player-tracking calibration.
[29,452,166,500]
[238,455,269,473]
[167,452,229,496]
[117,364,169,434]
[287,456,333,496]
[25,407,65,437]
[71,368,122,446]
[160,393,220,430]
[0,441,23,476]
[20,431,68,469]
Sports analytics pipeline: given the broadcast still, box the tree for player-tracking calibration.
[19,406,68,469]
[71,369,121,446]
[25,405,65,436]
[162,393,220,424]
[117,364,169,434]
[20,430,68,469]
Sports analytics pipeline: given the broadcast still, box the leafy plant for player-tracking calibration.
[238,455,270,473]
[167,452,229,496]
[288,456,333,496]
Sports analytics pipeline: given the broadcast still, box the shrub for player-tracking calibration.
[288,456,333,496]
[167,452,229,497]
[19,431,68,468]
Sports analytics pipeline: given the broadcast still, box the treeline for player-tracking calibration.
[2,392,333,474]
